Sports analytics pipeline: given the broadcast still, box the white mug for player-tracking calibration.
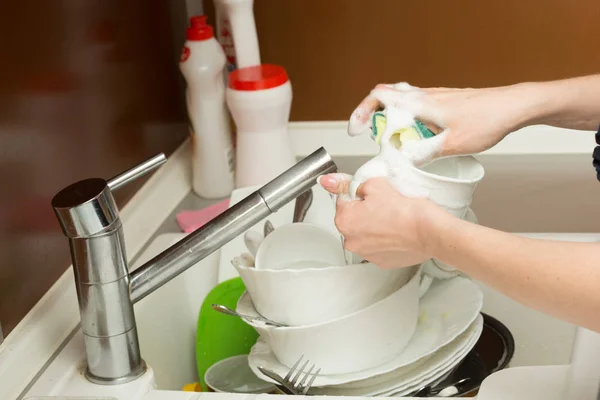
[390,155,484,219]
[347,155,483,276]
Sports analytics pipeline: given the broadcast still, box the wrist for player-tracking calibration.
[413,201,455,257]
[507,81,564,128]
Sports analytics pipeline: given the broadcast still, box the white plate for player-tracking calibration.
[217,185,338,283]
[248,276,483,387]
[311,314,484,397]
[380,315,483,396]
[335,311,483,391]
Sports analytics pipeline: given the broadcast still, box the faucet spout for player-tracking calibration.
[130,146,336,302]
[129,191,268,303]
[52,146,337,385]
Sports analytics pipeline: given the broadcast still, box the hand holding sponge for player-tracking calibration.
[370,111,435,147]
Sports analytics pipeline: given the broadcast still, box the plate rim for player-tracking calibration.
[247,275,484,386]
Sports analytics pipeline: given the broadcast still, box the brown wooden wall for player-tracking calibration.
[204,0,600,121]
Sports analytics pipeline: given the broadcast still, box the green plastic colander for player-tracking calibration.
[196,277,259,390]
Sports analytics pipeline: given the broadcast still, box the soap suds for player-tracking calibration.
[348,98,444,200]
[348,82,447,155]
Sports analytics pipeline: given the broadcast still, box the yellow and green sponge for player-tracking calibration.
[370,112,435,148]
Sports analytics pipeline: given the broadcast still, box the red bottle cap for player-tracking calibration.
[228,64,289,91]
[186,15,213,41]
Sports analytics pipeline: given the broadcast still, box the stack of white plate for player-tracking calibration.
[245,277,483,396]
[218,185,484,396]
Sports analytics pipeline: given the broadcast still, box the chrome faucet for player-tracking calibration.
[51,147,337,385]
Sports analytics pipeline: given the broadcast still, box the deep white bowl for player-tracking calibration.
[254,222,347,271]
[236,265,422,374]
[233,258,414,326]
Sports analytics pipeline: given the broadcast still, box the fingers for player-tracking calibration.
[348,83,406,136]
[319,174,378,203]
[354,182,367,199]
[348,93,381,136]
[370,85,446,129]
[370,86,424,118]
[347,83,450,138]
[318,173,353,195]
[400,129,449,166]
[352,177,392,199]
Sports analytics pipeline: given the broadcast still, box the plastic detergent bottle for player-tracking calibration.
[180,15,235,199]
[214,0,261,72]
[226,64,295,188]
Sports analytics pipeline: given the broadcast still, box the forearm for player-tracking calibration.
[516,74,600,131]
[426,212,600,332]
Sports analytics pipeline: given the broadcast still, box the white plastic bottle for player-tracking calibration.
[214,1,237,74]
[180,15,235,199]
[226,64,295,188]
[214,0,261,70]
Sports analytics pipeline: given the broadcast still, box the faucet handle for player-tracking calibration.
[107,153,167,191]
[52,153,167,238]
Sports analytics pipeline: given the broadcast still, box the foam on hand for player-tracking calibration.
[348,104,442,200]
[348,81,452,170]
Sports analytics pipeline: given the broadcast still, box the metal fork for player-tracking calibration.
[258,355,321,395]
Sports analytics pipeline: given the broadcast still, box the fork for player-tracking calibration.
[258,355,321,395]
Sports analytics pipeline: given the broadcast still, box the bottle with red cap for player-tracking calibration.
[226,64,295,187]
[180,15,235,199]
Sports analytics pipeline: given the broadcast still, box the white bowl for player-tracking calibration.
[233,258,414,326]
[204,355,275,394]
[254,222,346,270]
[236,265,422,374]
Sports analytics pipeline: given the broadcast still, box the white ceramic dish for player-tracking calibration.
[377,316,483,397]
[239,265,423,374]
[218,184,338,282]
[391,155,484,219]
[234,257,414,326]
[309,314,484,396]
[248,276,483,386]
[254,222,346,270]
[204,355,275,394]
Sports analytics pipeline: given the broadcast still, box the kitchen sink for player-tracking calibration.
[6,144,598,400]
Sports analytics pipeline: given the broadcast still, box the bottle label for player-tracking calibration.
[180,46,190,63]
[217,17,236,72]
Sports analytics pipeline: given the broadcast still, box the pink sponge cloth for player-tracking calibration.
[176,199,230,233]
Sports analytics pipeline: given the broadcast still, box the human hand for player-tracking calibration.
[348,82,538,165]
[319,173,448,269]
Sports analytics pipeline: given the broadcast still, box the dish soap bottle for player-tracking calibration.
[180,15,235,199]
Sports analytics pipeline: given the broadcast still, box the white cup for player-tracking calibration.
[347,155,483,278]
[254,222,347,270]
[390,156,483,278]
